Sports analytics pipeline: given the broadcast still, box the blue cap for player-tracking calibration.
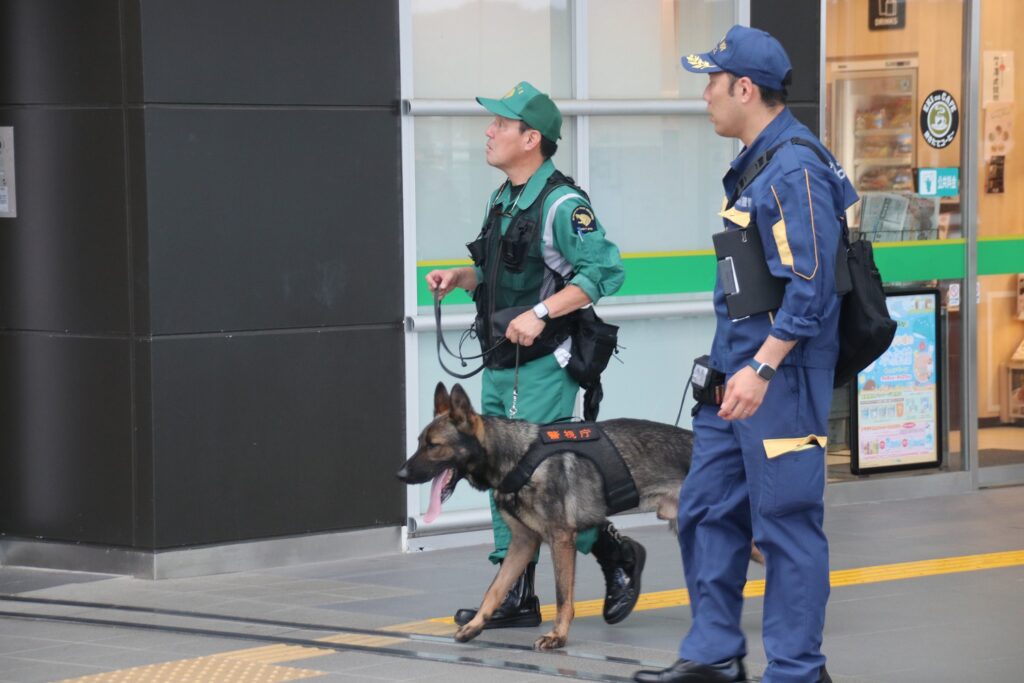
[681,24,792,92]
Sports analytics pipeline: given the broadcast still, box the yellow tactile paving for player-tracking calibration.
[216,644,333,664]
[53,549,1024,682]
[429,549,1024,624]
[317,632,406,647]
[383,618,459,636]
[57,655,325,682]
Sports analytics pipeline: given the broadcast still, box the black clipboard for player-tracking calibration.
[712,227,786,320]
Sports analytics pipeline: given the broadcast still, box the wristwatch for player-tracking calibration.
[532,301,551,322]
[746,358,776,381]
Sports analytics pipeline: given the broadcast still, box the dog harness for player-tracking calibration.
[496,423,639,515]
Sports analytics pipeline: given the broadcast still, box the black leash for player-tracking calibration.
[433,293,506,380]
[433,293,525,419]
[674,387,688,427]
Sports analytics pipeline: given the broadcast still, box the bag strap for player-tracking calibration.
[729,137,834,209]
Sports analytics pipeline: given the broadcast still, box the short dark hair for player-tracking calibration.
[727,72,788,107]
[519,121,559,159]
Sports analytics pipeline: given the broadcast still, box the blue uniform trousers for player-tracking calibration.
[678,365,832,683]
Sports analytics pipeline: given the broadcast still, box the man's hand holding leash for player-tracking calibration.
[426,267,477,299]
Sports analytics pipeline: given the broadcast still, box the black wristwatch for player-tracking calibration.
[532,301,551,322]
[746,358,776,381]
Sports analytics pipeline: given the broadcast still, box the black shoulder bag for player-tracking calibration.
[732,137,896,388]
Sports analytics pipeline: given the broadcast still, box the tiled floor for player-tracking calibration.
[2,486,1023,682]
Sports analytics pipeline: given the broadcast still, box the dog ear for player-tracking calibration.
[449,383,477,426]
[433,382,451,416]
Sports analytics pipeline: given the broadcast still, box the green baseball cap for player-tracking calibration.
[476,81,562,142]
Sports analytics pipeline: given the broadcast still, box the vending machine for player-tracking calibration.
[828,57,918,201]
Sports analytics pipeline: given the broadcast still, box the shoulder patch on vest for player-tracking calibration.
[571,206,597,235]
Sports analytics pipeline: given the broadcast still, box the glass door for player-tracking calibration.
[976,0,1024,484]
[825,0,966,481]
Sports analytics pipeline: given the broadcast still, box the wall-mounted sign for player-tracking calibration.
[986,155,1005,193]
[920,90,959,149]
[983,101,1015,161]
[0,127,16,218]
[917,167,959,197]
[851,290,942,474]
[869,0,906,31]
[983,50,1015,105]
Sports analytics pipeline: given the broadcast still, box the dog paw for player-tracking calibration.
[454,623,483,643]
[533,632,567,650]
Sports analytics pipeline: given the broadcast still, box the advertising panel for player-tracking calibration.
[851,290,942,474]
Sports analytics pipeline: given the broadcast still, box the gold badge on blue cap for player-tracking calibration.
[686,54,713,70]
[571,206,597,235]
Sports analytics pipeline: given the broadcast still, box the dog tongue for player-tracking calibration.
[423,469,453,524]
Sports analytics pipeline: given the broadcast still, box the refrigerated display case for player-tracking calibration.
[829,58,918,215]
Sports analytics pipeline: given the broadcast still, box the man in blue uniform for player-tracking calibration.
[426,82,645,631]
[634,26,857,683]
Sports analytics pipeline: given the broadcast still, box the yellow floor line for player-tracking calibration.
[56,549,1024,682]
[428,549,1024,625]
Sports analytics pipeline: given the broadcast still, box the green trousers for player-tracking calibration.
[481,353,598,564]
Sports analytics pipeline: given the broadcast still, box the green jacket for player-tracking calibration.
[472,159,625,309]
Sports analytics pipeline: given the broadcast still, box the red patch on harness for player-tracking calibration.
[541,427,599,443]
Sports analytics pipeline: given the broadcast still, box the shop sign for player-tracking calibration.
[852,290,942,474]
[917,167,959,197]
[869,0,906,31]
[920,90,959,149]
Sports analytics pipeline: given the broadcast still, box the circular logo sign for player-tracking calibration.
[920,90,959,149]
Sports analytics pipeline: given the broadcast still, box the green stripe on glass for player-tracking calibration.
[978,236,1024,276]
[416,236,1022,306]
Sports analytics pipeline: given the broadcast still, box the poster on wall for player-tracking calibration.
[986,155,1006,193]
[984,101,1016,161]
[983,50,1014,105]
[1017,274,1024,320]
[851,290,943,474]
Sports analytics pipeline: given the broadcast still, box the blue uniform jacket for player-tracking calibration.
[711,108,859,374]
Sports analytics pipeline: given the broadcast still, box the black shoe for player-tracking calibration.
[633,657,747,683]
[453,562,542,629]
[592,523,646,624]
[819,666,832,683]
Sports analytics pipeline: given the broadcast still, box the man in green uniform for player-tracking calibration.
[426,81,645,629]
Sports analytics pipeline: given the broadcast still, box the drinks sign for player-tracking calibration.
[869,0,906,31]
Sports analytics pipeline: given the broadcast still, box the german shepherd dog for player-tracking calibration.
[397,382,694,651]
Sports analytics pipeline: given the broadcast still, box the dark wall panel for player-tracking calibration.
[752,2,820,104]
[139,0,398,105]
[149,327,405,548]
[0,0,124,105]
[0,108,131,334]
[144,108,402,334]
[0,334,134,545]
[789,103,821,138]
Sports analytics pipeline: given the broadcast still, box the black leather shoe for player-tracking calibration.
[592,523,646,624]
[819,666,832,683]
[454,562,542,629]
[633,657,747,683]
